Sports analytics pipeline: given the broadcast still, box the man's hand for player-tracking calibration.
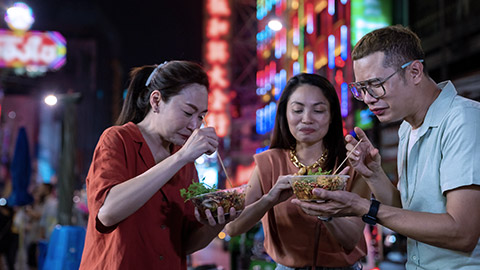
[291,188,369,218]
[345,127,382,178]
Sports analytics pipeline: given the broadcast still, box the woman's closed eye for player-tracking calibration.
[183,111,193,117]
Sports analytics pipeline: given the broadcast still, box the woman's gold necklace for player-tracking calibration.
[290,149,328,175]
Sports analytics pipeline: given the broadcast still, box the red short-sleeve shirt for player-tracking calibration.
[79,122,201,270]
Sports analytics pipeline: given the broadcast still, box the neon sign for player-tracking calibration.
[0,30,66,70]
[204,0,231,138]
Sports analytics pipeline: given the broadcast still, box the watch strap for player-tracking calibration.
[362,198,380,225]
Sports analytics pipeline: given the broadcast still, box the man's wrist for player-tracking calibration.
[362,198,380,225]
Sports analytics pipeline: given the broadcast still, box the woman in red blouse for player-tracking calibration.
[80,61,238,270]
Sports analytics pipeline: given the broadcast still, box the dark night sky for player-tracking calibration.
[95,0,205,69]
[21,0,205,74]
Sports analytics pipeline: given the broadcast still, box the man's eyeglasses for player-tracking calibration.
[348,59,424,101]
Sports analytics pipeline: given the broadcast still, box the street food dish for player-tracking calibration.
[289,174,349,201]
[185,184,247,219]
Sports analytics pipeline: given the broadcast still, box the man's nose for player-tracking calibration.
[362,90,378,104]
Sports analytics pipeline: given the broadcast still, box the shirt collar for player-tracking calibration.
[400,80,457,139]
[422,80,457,129]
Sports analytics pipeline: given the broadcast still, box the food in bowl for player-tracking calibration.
[181,182,247,218]
[289,174,349,201]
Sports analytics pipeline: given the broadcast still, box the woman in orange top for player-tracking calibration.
[226,73,370,269]
[79,61,238,270]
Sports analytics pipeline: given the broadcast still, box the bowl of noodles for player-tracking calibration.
[181,183,247,218]
[288,174,348,202]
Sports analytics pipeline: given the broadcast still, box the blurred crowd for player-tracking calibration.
[0,181,88,270]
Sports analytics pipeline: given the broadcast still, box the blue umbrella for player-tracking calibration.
[8,126,33,206]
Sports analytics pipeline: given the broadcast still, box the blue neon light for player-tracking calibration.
[341,82,349,117]
[292,62,300,75]
[340,25,348,60]
[306,51,314,73]
[328,35,335,69]
[256,101,277,134]
[328,0,335,15]
[280,69,287,95]
[275,73,281,100]
[275,40,282,59]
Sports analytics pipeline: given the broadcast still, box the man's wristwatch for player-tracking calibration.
[362,198,380,225]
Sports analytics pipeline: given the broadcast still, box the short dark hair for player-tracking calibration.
[352,25,426,72]
[116,61,209,125]
[269,73,346,171]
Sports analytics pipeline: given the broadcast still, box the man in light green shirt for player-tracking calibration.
[293,25,480,269]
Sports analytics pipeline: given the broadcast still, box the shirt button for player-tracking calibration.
[159,255,164,260]
[412,255,417,261]
[161,225,166,229]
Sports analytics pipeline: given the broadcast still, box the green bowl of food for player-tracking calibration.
[289,174,348,201]
[181,183,247,219]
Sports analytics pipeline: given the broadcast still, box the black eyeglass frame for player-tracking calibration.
[348,59,424,101]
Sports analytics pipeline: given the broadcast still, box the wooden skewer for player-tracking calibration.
[203,120,234,188]
[332,138,363,175]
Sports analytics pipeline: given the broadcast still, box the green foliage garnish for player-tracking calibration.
[307,167,332,175]
[180,179,219,202]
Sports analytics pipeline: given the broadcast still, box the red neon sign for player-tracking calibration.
[204,0,231,138]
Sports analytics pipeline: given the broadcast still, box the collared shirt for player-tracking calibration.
[80,122,201,270]
[397,81,480,269]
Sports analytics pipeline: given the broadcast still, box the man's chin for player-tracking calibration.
[376,114,402,124]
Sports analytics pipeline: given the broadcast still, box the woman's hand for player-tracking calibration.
[291,188,368,218]
[179,127,219,163]
[194,206,239,227]
[345,127,382,178]
[264,175,293,205]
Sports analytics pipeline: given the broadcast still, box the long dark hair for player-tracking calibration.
[116,60,209,125]
[269,73,346,171]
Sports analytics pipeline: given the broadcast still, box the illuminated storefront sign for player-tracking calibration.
[203,0,231,138]
[255,0,352,142]
[0,30,66,70]
[351,0,392,46]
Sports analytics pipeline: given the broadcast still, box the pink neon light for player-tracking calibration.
[206,17,230,39]
[257,70,264,87]
[269,61,276,84]
[206,0,231,16]
[209,88,231,111]
[335,69,344,86]
[206,40,229,64]
[293,16,299,46]
[306,3,314,34]
[335,57,345,68]
[208,65,229,88]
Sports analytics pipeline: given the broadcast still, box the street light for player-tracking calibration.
[4,2,34,32]
[44,94,58,106]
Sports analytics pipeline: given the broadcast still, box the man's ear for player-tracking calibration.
[150,90,162,113]
[410,60,424,85]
